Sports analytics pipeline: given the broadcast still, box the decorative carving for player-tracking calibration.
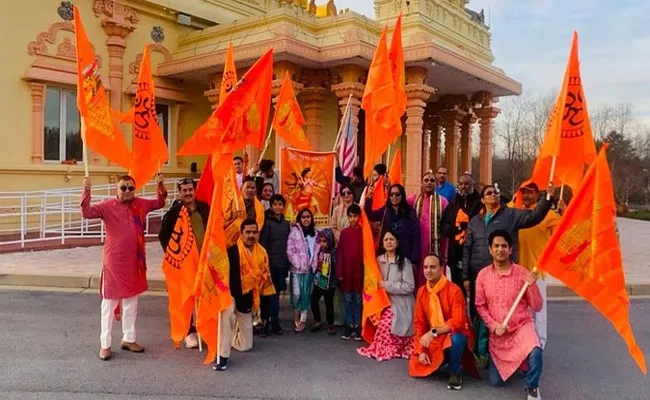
[56,38,75,58]
[93,0,139,25]
[274,23,296,38]
[151,26,164,43]
[128,43,172,76]
[57,1,74,21]
[27,22,103,66]
[343,28,363,43]
[308,0,317,15]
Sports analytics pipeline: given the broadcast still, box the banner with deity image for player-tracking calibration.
[279,148,335,227]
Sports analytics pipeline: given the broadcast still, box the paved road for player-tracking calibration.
[1,289,649,400]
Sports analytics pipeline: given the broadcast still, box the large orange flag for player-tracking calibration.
[388,148,403,185]
[194,175,233,364]
[195,44,239,204]
[389,14,406,118]
[73,6,131,169]
[177,49,273,156]
[530,31,596,192]
[371,175,387,211]
[362,27,401,177]
[128,45,169,189]
[272,71,311,150]
[360,211,391,343]
[161,206,200,348]
[537,144,646,374]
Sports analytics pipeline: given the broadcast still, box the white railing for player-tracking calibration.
[0,181,178,251]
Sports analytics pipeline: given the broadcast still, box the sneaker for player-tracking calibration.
[212,357,228,371]
[526,388,541,400]
[311,322,324,332]
[447,373,463,390]
[341,326,353,340]
[271,320,283,336]
[354,326,363,341]
[184,333,199,349]
[326,325,337,335]
[478,355,489,370]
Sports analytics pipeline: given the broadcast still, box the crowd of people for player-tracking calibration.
[81,156,565,400]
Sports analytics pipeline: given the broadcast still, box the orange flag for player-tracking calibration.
[360,211,391,343]
[195,44,239,203]
[73,6,131,169]
[272,71,311,150]
[161,206,200,348]
[194,175,233,364]
[388,148,403,185]
[371,175,387,211]
[177,49,273,156]
[530,31,596,192]
[362,27,401,177]
[195,154,233,206]
[537,144,646,374]
[128,45,169,189]
[389,14,406,118]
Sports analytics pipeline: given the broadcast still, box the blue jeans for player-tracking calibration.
[489,346,543,389]
[444,333,468,374]
[343,292,362,327]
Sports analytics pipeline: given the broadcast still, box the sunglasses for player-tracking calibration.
[389,192,401,198]
[120,186,135,192]
[484,191,498,196]
[342,191,352,195]
[423,178,434,183]
[178,178,194,185]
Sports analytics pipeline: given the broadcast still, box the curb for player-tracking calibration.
[2,273,650,298]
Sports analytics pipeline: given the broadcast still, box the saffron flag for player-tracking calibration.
[362,27,401,177]
[360,211,391,343]
[537,144,646,374]
[128,45,169,190]
[530,31,596,192]
[177,49,273,156]
[272,71,311,150]
[161,206,200,348]
[195,43,239,204]
[388,148,403,186]
[389,13,406,118]
[194,175,233,364]
[371,175,387,211]
[73,6,131,169]
[195,154,232,206]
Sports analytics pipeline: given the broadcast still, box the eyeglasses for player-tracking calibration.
[389,192,401,198]
[120,186,135,192]
[342,191,352,195]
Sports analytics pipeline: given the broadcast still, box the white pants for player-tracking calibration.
[219,303,253,359]
[534,279,548,349]
[291,274,307,322]
[100,296,138,349]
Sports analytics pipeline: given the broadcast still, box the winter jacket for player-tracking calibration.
[364,198,421,265]
[259,210,291,270]
[462,197,552,281]
[442,190,483,269]
[287,224,320,274]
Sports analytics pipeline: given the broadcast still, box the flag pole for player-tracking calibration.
[559,182,565,203]
[81,117,89,177]
[332,94,353,152]
[216,310,221,366]
[195,300,203,352]
[502,267,538,327]
[257,126,274,164]
[547,156,557,200]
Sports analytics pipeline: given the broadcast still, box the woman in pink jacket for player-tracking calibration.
[287,208,320,332]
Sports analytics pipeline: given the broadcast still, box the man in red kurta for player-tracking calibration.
[409,254,478,390]
[475,229,543,400]
[81,174,167,361]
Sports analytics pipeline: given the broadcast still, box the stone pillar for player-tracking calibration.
[441,110,465,184]
[299,87,329,150]
[272,62,303,162]
[404,88,435,193]
[422,129,431,174]
[460,114,477,174]
[426,114,442,172]
[474,106,500,186]
[331,81,364,156]
[29,83,46,163]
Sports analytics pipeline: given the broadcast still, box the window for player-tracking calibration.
[156,103,170,163]
[44,88,82,162]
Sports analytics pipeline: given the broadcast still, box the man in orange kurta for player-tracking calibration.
[409,254,478,390]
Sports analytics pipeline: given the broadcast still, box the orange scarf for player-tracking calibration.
[236,238,275,312]
[425,275,447,329]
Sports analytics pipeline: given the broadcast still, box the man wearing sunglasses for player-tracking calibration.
[81,173,167,361]
[159,177,210,349]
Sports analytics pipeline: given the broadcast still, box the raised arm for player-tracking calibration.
[80,177,105,220]
[512,194,553,230]
[363,196,386,222]
[141,177,168,214]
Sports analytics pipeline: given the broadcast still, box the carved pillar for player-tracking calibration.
[331,81,364,164]
[475,106,500,186]
[29,83,46,163]
[460,114,477,174]
[272,64,303,161]
[299,87,329,150]
[441,110,465,184]
[422,129,431,174]
[404,83,435,194]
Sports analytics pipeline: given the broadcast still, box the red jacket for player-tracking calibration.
[335,225,364,293]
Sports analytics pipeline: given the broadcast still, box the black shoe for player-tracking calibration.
[526,388,541,399]
[447,373,462,390]
[353,326,362,341]
[311,322,324,332]
[341,326,353,340]
[271,320,283,336]
[212,357,228,371]
[260,321,270,338]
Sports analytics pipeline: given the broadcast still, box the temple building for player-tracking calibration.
[1,0,521,193]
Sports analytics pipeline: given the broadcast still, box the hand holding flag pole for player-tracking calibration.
[501,267,538,328]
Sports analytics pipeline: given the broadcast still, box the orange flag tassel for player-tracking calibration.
[537,144,646,374]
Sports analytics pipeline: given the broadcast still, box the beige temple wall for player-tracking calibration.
[0,0,212,192]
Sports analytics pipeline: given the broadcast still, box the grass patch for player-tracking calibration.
[623,210,650,221]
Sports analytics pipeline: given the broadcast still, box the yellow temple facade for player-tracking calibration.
[0,0,521,194]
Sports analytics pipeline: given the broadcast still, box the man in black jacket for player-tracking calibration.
[159,177,210,348]
[442,173,482,293]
